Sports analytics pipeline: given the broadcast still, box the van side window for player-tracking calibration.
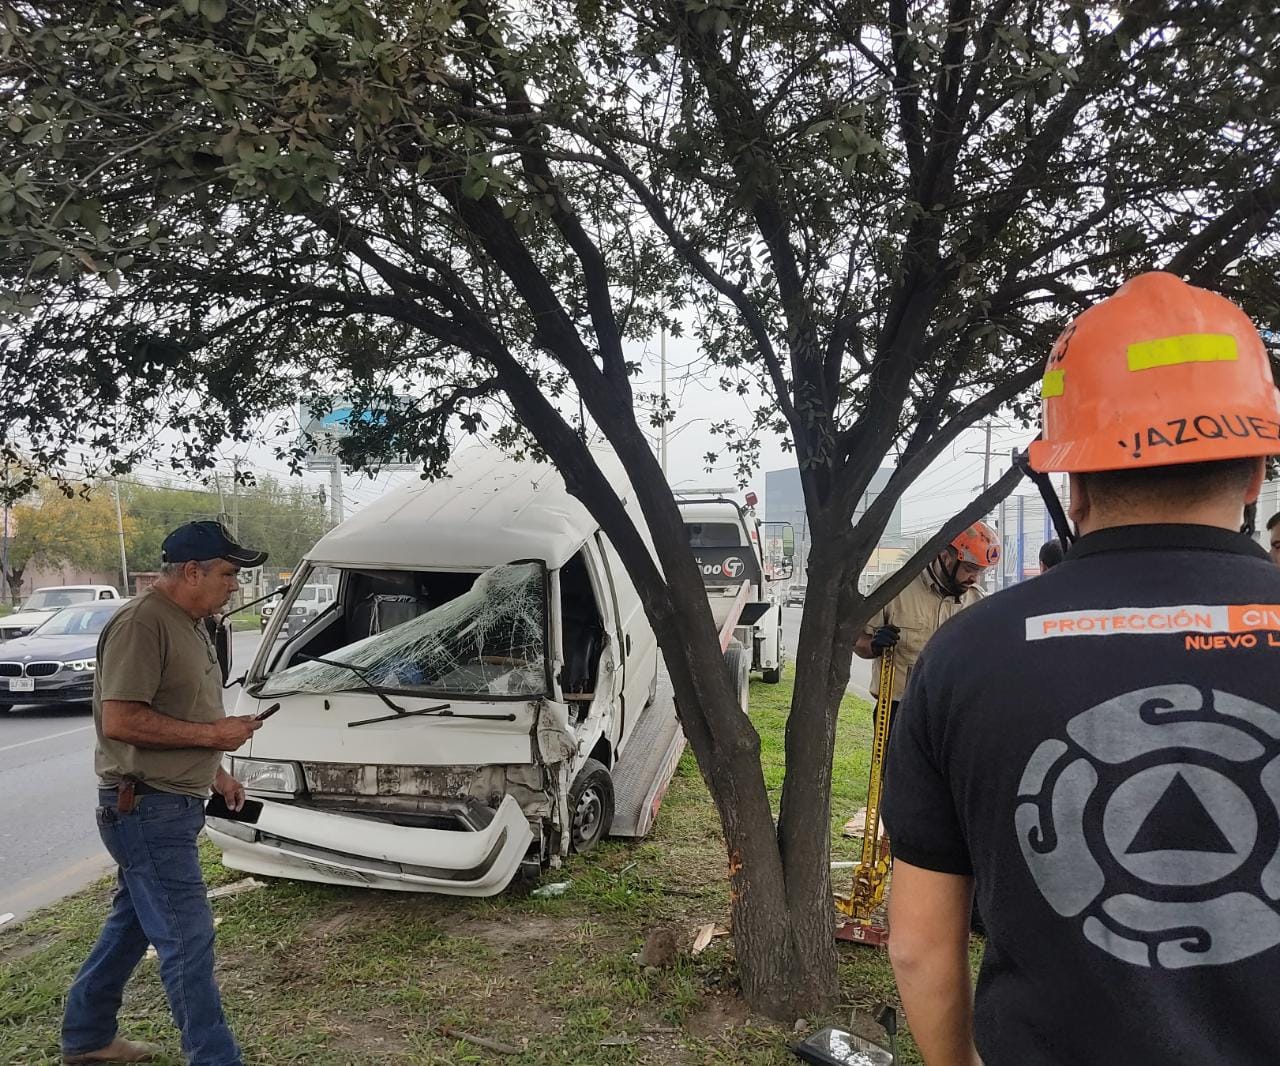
[559,552,606,711]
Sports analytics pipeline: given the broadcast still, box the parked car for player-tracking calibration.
[0,600,127,712]
[785,584,807,607]
[0,584,122,641]
[207,447,683,898]
[260,583,335,633]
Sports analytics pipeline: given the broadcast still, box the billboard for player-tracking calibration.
[297,401,417,471]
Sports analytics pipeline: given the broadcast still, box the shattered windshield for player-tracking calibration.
[257,562,548,699]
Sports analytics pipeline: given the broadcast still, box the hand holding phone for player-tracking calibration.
[255,702,281,722]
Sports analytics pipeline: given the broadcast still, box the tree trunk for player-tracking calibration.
[652,605,828,1018]
[5,566,22,606]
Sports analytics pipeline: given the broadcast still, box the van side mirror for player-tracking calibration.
[207,616,232,684]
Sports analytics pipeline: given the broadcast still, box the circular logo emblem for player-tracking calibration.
[1017,685,1280,969]
[721,557,745,578]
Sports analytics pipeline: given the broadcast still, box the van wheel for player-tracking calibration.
[762,667,782,684]
[568,759,614,854]
[725,641,751,713]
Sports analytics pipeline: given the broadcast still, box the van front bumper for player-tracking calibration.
[206,793,534,897]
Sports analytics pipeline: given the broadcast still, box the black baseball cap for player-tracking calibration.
[161,520,268,568]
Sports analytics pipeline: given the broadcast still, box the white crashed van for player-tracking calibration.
[206,449,684,896]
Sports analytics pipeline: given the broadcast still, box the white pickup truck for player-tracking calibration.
[206,448,685,897]
[0,584,122,641]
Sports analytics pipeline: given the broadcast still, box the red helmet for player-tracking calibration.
[951,521,1000,568]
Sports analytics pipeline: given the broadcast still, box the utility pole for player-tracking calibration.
[230,459,241,539]
[329,458,344,526]
[982,420,993,492]
[112,479,129,594]
[212,469,227,525]
[659,328,668,477]
[1,462,9,606]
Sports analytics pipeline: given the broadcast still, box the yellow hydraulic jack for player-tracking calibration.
[834,649,894,947]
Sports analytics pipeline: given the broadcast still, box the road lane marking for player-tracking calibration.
[0,724,93,753]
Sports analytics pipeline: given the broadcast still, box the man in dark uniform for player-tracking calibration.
[884,273,1280,1065]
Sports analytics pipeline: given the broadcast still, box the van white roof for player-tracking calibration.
[307,447,636,571]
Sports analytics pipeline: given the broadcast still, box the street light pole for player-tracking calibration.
[113,479,129,594]
[659,328,668,477]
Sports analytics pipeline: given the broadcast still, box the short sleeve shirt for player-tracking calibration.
[883,525,1280,1065]
[869,569,984,699]
[93,589,226,797]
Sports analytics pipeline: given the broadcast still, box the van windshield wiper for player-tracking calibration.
[292,653,518,728]
[295,653,409,715]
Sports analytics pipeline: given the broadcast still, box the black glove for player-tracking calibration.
[869,624,900,653]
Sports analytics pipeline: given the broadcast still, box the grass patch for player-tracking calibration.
[1,669,930,1064]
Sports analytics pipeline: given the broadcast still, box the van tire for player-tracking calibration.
[761,667,782,684]
[568,759,614,854]
[725,641,750,713]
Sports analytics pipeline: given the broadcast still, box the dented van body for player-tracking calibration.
[206,449,683,896]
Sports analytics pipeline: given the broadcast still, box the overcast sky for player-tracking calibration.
[96,326,1042,540]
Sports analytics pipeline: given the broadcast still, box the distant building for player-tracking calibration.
[764,466,905,545]
[765,467,907,583]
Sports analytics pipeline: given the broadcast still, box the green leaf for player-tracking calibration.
[461,173,489,200]
[31,248,61,272]
[181,0,200,13]
[200,0,227,24]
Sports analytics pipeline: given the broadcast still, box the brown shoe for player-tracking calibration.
[63,1036,160,1063]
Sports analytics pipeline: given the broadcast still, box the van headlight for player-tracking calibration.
[230,757,303,796]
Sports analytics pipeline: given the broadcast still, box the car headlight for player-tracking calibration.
[67,659,96,672]
[230,757,303,796]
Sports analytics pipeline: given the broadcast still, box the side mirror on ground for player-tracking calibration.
[793,1006,897,1066]
[792,1027,894,1066]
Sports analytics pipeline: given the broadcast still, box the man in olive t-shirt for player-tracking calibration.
[62,522,266,1066]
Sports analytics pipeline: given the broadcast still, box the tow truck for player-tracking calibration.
[676,491,787,697]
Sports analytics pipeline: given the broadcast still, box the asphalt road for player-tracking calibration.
[780,603,873,701]
[0,629,265,924]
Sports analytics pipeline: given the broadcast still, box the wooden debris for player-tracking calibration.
[440,1026,520,1055]
[207,877,266,900]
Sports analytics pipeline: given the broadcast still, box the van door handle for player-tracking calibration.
[625,633,631,656]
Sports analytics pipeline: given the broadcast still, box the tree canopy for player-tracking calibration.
[3,0,1279,1017]
[3,483,135,601]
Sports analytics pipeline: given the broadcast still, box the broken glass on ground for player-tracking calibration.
[258,562,547,699]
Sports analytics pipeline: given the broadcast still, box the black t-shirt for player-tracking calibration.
[884,524,1280,1066]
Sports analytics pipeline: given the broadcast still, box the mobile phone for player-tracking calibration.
[255,702,281,722]
[205,793,264,823]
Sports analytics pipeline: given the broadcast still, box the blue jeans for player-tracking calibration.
[62,790,241,1066]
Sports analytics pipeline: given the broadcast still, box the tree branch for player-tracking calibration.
[857,460,1024,623]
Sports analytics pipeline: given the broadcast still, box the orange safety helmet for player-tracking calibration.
[1028,272,1280,474]
[951,521,1001,568]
